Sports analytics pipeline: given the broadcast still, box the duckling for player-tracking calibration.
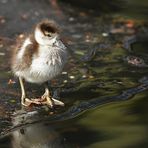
[11,20,67,107]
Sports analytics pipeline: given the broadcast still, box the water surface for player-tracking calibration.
[0,0,148,147]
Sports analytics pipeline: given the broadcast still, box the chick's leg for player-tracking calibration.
[41,82,64,108]
[19,77,41,106]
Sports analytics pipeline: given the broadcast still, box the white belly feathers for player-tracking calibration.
[16,41,67,83]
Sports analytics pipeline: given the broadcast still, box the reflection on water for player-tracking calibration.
[1,92,148,148]
[0,0,148,147]
[11,124,66,148]
[0,110,71,148]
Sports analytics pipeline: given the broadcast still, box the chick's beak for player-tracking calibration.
[53,36,60,47]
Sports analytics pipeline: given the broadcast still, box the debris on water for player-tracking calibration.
[125,20,134,28]
[74,50,85,56]
[0,16,6,24]
[63,80,68,83]
[18,34,25,39]
[110,19,136,35]
[69,17,75,22]
[89,75,94,79]
[62,71,68,75]
[21,14,29,20]
[102,33,109,37]
[85,33,92,42]
[82,75,87,78]
[0,52,5,56]
[7,79,16,85]
[9,99,16,103]
[0,44,3,48]
[69,75,75,79]
[124,55,148,67]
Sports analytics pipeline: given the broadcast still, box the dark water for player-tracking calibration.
[0,0,148,147]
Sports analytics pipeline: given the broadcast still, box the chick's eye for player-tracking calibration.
[44,31,51,37]
[48,34,51,37]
